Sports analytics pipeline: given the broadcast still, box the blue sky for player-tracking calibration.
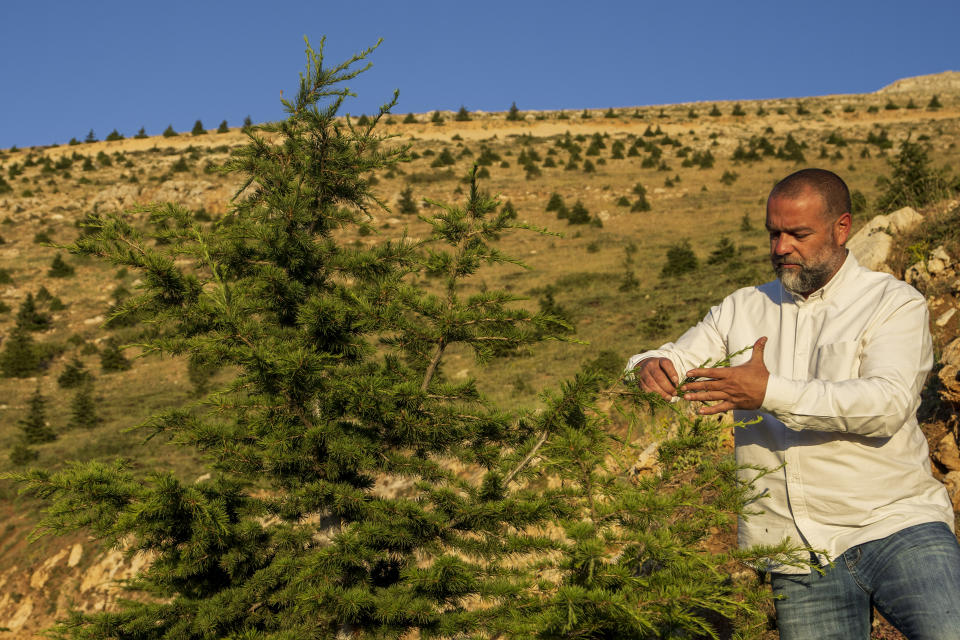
[1,0,957,149]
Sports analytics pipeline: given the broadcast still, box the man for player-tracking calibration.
[628,168,960,639]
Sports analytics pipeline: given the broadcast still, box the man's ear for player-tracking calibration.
[834,212,852,246]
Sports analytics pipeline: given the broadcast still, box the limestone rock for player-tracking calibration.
[927,245,952,275]
[934,433,960,472]
[940,338,960,405]
[89,183,142,212]
[905,261,930,287]
[846,206,922,271]
[943,471,960,511]
[936,307,957,328]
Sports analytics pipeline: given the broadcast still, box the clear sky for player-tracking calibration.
[1,0,957,149]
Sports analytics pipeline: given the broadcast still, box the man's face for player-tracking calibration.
[766,190,850,296]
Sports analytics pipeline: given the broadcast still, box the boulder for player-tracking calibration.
[905,261,930,287]
[940,337,960,405]
[943,471,960,512]
[927,245,952,275]
[89,183,142,212]
[934,432,960,472]
[847,206,922,272]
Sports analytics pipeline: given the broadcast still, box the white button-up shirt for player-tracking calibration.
[627,253,954,573]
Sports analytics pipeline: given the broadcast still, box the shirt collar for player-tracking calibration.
[784,250,856,305]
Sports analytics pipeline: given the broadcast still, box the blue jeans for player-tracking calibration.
[771,522,960,639]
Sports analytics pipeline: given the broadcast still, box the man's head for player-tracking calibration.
[766,168,852,296]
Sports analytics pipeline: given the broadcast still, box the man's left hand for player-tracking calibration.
[681,337,769,415]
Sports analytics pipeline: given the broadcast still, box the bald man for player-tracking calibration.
[628,168,959,638]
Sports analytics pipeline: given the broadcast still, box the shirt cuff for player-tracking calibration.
[762,373,802,416]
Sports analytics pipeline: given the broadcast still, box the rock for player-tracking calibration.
[943,471,960,511]
[934,433,960,472]
[29,548,68,589]
[846,206,922,271]
[67,543,83,568]
[90,183,142,212]
[936,307,957,328]
[940,338,960,405]
[905,261,930,287]
[927,245,952,275]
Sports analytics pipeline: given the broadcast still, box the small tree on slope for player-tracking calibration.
[7,38,799,639]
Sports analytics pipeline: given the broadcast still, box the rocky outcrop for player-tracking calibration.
[147,179,218,210]
[0,538,151,638]
[876,70,960,94]
[846,206,922,272]
[940,337,960,406]
[89,183,144,213]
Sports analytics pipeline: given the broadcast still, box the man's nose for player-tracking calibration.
[772,235,793,255]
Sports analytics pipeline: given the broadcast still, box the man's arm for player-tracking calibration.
[628,303,730,400]
[682,337,768,413]
[682,296,932,438]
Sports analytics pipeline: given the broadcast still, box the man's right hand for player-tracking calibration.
[634,357,679,401]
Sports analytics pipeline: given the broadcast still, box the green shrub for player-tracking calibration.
[567,200,591,224]
[545,192,564,212]
[84,129,97,143]
[403,112,417,124]
[162,124,177,137]
[429,148,456,167]
[506,102,521,121]
[0,326,41,377]
[661,239,699,277]
[455,106,471,121]
[9,442,38,465]
[928,95,943,110]
[58,356,93,388]
[68,383,102,429]
[217,120,230,133]
[15,292,51,331]
[105,129,124,141]
[875,139,951,212]
[99,337,132,372]
[732,103,746,116]
[397,186,418,214]
[707,237,736,264]
[47,253,75,278]
[709,105,722,116]
[884,100,900,111]
[134,127,148,139]
[720,170,739,185]
[191,120,206,135]
[850,190,867,216]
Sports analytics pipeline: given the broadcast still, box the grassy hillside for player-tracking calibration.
[0,77,959,638]
[1,89,959,484]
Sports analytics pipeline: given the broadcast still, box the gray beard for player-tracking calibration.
[773,258,839,295]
